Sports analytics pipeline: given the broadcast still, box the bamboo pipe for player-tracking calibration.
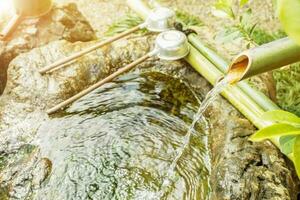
[127,0,282,151]
[187,46,269,129]
[127,0,267,126]
[126,0,278,134]
[188,34,279,111]
[228,37,300,84]
[39,25,143,74]
[46,51,154,114]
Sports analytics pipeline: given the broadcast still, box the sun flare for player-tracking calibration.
[0,0,14,15]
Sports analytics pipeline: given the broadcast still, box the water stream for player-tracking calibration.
[156,77,229,199]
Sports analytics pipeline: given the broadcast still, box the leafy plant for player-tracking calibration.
[175,10,203,29]
[273,63,300,116]
[213,0,266,48]
[250,110,300,177]
[213,0,287,48]
[105,13,147,36]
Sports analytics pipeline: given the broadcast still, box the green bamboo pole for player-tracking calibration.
[126,0,266,124]
[228,37,300,83]
[126,0,282,149]
[187,46,270,129]
[188,34,280,111]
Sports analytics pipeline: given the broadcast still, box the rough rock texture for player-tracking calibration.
[207,101,299,200]
[0,145,52,200]
[0,3,96,94]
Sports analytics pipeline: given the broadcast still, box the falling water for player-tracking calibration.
[157,76,229,199]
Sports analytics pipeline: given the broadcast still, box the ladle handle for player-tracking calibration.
[0,14,23,40]
[39,24,143,75]
[46,52,153,114]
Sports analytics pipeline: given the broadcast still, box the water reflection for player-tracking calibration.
[33,72,210,200]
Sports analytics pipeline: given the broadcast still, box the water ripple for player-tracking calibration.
[33,72,211,200]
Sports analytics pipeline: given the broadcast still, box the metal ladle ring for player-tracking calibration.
[153,30,190,60]
[143,7,175,32]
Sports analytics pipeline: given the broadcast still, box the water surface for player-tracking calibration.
[33,72,211,200]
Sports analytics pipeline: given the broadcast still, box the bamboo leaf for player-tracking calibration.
[250,123,300,142]
[278,0,300,45]
[293,135,300,177]
[280,135,296,155]
[262,110,300,126]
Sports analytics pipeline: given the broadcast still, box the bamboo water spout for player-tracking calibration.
[227,37,300,84]
[187,34,279,111]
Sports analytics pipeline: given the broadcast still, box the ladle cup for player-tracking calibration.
[39,7,175,75]
[46,30,190,114]
[0,0,53,40]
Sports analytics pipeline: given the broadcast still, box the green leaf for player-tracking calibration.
[280,135,296,155]
[175,10,203,28]
[240,0,249,7]
[250,123,300,142]
[278,0,300,45]
[262,110,300,126]
[293,135,300,178]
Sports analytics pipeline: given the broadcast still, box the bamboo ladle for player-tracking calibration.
[47,30,190,114]
[39,7,175,75]
[0,0,53,40]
